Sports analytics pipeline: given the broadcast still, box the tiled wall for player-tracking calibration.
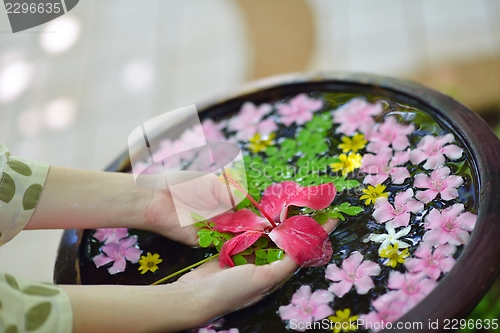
[1,0,499,282]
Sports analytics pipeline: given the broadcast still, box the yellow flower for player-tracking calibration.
[138,252,163,274]
[379,243,409,268]
[338,134,367,153]
[330,153,362,176]
[248,132,275,153]
[360,184,389,205]
[329,308,358,333]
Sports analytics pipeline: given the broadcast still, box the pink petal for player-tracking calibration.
[443,175,464,188]
[269,216,332,267]
[212,209,268,233]
[442,145,463,160]
[390,167,410,184]
[410,150,428,165]
[390,213,411,228]
[456,212,477,231]
[278,304,302,321]
[258,119,278,135]
[328,280,353,298]
[422,229,450,246]
[342,252,364,273]
[391,135,410,151]
[92,254,113,268]
[287,183,337,210]
[404,200,425,214]
[312,304,334,321]
[373,208,396,224]
[124,246,141,263]
[93,228,128,242]
[450,229,470,246]
[416,190,438,203]
[433,244,457,258]
[309,289,334,308]
[431,167,451,180]
[325,264,344,282]
[291,285,312,307]
[414,242,433,259]
[108,258,127,275]
[294,112,314,126]
[357,261,381,276]
[394,189,413,207]
[353,275,375,294]
[363,174,389,186]
[438,257,456,273]
[440,187,459,201]
[218,231,263,267]
[119,235,138,249]
[423,154,446,170]
[424,266,442,281]
[391,150,410,165]
[404,258,422,273]
[387,271,406,290]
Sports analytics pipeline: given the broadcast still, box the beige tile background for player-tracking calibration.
[1,0,499,283]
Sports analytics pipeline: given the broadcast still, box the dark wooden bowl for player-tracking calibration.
[54,72,500,332]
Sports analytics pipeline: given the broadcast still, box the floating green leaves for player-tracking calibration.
[331,176,360,192]
[325,202,364,221]
[255,248,284,265]
[196,227,232,251]
[25,302,51,331]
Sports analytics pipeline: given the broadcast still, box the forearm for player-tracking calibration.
[26,166,153,231]
[60,283,208,333]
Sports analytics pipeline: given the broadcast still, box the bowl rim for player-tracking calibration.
[55,72,500,332]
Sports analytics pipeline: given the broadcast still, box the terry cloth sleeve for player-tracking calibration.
[0,144,50,246]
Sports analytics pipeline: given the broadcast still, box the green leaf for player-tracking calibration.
[236,197,251,210]
[212,238,220,246]
[8,159,32,176]
[197,229,212,236]
[5,274,19,290]
[215,242,224,252]
[239,247,254,256]
[328,211,346,221]
[193,221,208,228]
[343,206,363,216]
[267,249,283,264]
[254,237,269,248]
[255,257,268,265]
[22,184,43,210]
[22,286,60,297]
[313,213,329,224]
[0,172,15,203]
[265,146,278,156]
[198,234,213,248]
[25,302,51,331]
[233,254,247,266]
[191,212,206,221]
[255,249,267,259]
[5,325,18,333]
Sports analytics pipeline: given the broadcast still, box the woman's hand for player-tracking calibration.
[143,172,234,246]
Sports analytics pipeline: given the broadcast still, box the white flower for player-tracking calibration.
[364,223,411,252]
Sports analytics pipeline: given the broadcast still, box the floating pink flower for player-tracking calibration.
[92,228,128,244]
[423,204,477,246]
[360,147,410,185]
[227,102,277,141]
[359,292,407,331]
[410,134,463,169]
[365,116,414,152]
[201,119,227,142]
[333,98,382,136]
[414,167,463,203]
[325,252,381,297]
[277,93,322,127]
[213,181,336,268]
[387,272,438,309]
[405,242,456,280]
[278,285,333,332]
[92,236,141,275]
[373,189,424,228]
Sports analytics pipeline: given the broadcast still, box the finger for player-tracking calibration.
[322,218,339,234]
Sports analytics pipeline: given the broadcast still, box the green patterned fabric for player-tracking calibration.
[0,144,73,333]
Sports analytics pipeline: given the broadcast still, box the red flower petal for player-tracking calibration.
[212,209,269,233]
[219,230,263,267]
[268,215,333,267]
[260,181,336,221]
